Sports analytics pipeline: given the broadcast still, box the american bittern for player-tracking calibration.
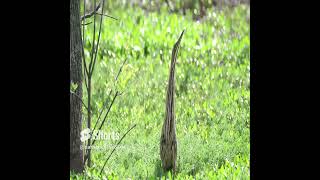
[160,30,184,173]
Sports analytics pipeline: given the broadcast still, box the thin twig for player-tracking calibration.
[80,1,118,22]
[81,30,89,90]
[91,58,127,144]
[82,49,89,92]
[118,91,125,96]
[99,124,137,175]
[70,90,90,113]
[81,1,101,21]
[81,35,89,89]
[81,0,89,90]
[82,13,118,21]
[81,0,119,168]
[115,59,128,81]
[91,91,119,147]
[82,0,86,42]
[86,78,92,166]
[81,21,93,26]
[92,89,112,134]
[91,0,106,74]
[84,91,120,163]
[83,62,88,90]
[95,13,118,20]
[86,1,96,164]
[88,0,97,76]
[86,0,99,166]
[85,1,104,166]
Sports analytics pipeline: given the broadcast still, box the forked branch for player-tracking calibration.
[80,1,118,21]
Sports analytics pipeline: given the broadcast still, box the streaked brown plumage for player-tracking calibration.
[160,30,184,173]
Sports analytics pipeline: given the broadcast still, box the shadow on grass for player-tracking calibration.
[153,159,178,180]
[153,159,163,179]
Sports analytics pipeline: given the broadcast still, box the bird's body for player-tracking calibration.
[160,30,184,173]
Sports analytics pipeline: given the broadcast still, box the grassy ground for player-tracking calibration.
[71,4,250,179]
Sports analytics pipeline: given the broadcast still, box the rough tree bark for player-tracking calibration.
[70,0,84,173]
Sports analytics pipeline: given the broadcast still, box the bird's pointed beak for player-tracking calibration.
[176,30,185,47]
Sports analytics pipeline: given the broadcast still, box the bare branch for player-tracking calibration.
[80,0,118,22]
[89,57,127,149]
[81,0,118,168]
[81,5,89,90]
[95,13,118,21]
[82,13,118,22]
[91,0,106,74]
[92,89,113,133]
[99,124,137,175]
[118,91,125,96]
[88,0,97,76]
[81,21,93,26]
[115,59,128,81]
[92,58,127,134]
[81,42,89,90]
[81,0,89,89]
[86,3,97,164]
[81,32,89,83]
[82,0,86,42]
[70,90,90,113]
[84,91,120,163]
[86,0,106,163]
[83,63,88,90]
[80,1,101,21]
[92,91,119,146]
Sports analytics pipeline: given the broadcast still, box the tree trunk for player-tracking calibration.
[70,0,84,173]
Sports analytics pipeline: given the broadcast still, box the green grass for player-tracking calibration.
[71,4,250,179]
